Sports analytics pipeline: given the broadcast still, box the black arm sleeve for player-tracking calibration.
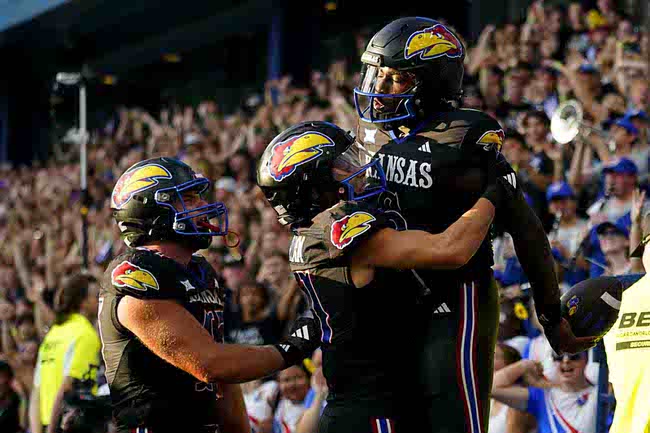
[498,166,562,328]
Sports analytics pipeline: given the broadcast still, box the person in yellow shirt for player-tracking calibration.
[29,273,101,433]
[604,209,650,433]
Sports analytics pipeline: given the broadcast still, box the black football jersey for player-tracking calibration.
[99,247,225,432]
[289,200,418,404]
[356,109,512,286]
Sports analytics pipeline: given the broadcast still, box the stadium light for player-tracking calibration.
[55,71,89,270]
[55,72,82,86]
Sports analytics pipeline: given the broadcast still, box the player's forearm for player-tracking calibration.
[120,297,287,385]
[505,191,561,326]
[442,198,495,266]
[205,345,285,384]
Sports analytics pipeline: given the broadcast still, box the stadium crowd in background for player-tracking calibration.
[0,0,647,431]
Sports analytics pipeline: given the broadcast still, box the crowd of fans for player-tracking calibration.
[0,0,647,432]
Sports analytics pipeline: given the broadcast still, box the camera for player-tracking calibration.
[60,379,112,433]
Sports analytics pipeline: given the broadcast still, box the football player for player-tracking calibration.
[99,157,320,433]
[353,16,596,432]
[256,121,512,433]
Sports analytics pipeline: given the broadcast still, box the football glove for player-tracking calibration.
[274,316,321,367]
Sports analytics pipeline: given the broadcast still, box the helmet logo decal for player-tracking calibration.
[476,129,505,152]
[330,211,376,250]
[268,132,335,182]
[111,260,160,291]
[111,164,172,209]
[404,24,463,60]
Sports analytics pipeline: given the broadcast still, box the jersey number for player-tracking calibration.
[202,310,224,340]
[196,309,223,393]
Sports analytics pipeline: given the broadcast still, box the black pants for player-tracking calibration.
[318,401,400,433]
[119,425,220,433]
[401,277,500,433]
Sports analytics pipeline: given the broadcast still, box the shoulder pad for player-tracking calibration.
[457,111,505,155]
[324,201,386,254]
[106,249,180,299]
[291,201,389,268]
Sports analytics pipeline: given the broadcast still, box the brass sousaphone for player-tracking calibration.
[550,99,609,144]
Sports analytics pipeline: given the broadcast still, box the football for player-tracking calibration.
[560,276,624,338]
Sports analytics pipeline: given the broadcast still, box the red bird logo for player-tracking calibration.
[111,261,159,291]
[330,212,376,250]
[111,164,172,209]
[268,132,335,181]
[404,24,463,61]
[477,129,505,153]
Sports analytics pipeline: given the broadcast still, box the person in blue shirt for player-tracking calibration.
[585,158,645,277]
[492,351,597,433]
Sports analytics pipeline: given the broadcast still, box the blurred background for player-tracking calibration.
[0,0,648,432]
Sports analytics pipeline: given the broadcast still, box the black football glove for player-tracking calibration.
[482,175,517,210]
[543,317,599,356]
[274,316,321,367]
[482,157,519,210]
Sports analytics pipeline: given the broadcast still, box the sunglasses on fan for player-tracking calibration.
[552,353,585,362]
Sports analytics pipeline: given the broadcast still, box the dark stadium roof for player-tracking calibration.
[0,0,275,77]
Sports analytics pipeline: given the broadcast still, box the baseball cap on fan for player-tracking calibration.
[613,117,639,136]
[602,157,638,176]
[546,181,575,202]
[631,211,650,258]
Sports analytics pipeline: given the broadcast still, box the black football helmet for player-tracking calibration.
[354,17,465,125]
[256,121,387,227]
[111,157,228,250]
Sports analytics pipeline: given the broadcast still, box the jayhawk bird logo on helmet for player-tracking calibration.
[111,164,172,209]
[404,24,463,61]
[268,132,335,182]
